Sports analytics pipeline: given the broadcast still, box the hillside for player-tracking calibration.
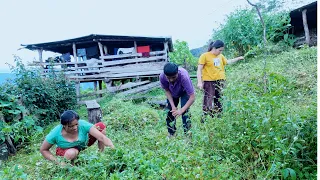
[0,47,317,179]
[190,45,207,57]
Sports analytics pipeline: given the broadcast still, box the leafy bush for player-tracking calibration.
[1,56,77,127]
[169,40,198,71]
[212,9,295,57]
[0,93,43,146]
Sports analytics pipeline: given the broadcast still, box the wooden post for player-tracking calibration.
[302,9,311,46]
[37,49,45,71]
[134,41,139,81]
[134,41,137,53]
[98,42,104,57]
[85,100,102,124]
[73,43,80,102]
[73,43,78,68]
[103,45,108,55]
[164,42,169,62]
[38,49,43,62]
[94,81,98,98]
[98,80,103,97]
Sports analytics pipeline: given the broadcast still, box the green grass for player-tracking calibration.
[0,47,317,179]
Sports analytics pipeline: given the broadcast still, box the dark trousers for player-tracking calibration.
[202,80,225,117]
[166,92,191,135]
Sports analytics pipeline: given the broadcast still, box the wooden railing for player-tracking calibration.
[29,50,168,80]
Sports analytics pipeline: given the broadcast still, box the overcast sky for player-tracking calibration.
[0,0,313,72]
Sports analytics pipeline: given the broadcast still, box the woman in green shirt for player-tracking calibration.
[40,110,114,165]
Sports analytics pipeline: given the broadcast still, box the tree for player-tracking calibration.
[169,40,198,71]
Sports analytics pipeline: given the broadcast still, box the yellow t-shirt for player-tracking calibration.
[198,52,227,81]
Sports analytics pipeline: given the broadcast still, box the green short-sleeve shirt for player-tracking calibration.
[45,120,93,149]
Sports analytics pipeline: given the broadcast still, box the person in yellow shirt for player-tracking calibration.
[197,40,244,121]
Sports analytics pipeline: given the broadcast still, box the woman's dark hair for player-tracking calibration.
[60,110,80,125]
[163,62,178,76]
[207,40,225,52]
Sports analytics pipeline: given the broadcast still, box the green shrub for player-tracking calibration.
[0,93,43,146]
[169,40,198,71]
[212,9,295,57]
[2,56,77,126]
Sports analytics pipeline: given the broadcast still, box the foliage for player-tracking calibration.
[0,93,43,146]
[0,47,316,179]
[220,46,317,179]
[2,56,77,127]
[212,9,295,57]
[169,40,198,71]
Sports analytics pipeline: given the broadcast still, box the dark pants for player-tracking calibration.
[202,80,225,117]
[166,92,191,135]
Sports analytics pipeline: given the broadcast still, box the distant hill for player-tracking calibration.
[190,45,207,57]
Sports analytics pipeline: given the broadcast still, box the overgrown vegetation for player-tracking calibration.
[212,9,295,57]
[0,56,77,153]
[0,46,316,179]
[0,0,316,178]
[169,40,198,71]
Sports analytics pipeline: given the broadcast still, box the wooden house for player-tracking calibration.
[22,34,173,103]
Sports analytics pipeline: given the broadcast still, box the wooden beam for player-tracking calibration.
[103,45,108,55]
[29,51,167,66]
[68,70,163,79]
[107,80,150,92]
[100,53,141,60]
[37,49,43,62]
[134,41,137,53]
[118,81,160,96]
[73,43,78,68]
[71,75,159,81]
[40,61,166,75]
[37,49,45,71]
[99,50,166,60]
[58,63,164,78]
[102,55,166,67]
[302,9,311,46]
[164,42,169,62]
[31,58,103,66]
[98,42,104,56]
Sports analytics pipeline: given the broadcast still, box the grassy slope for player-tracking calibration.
[0,47,317,179]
